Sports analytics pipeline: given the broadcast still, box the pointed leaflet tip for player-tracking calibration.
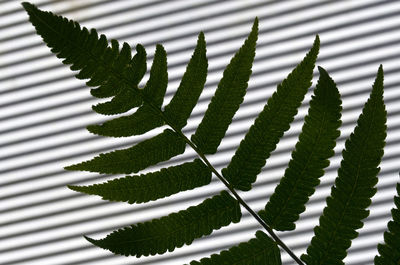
[21,2,35,12]
[317,66,329,78]
[67,185,84,193]
[84,235,100,246]
[197,31,206,48]
[372,65,384,97]
[253,17,259,31]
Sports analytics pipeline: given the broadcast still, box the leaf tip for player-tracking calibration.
[253,17,259,30]
[86,124,100,135]
[197,31,206,47]
[84,235,100,246]
[314,34,320,46]
[64,163,82,171]
[377,64,384,78]
[21,2,35,12]
[67,185,82,192]
[317,65,325,74]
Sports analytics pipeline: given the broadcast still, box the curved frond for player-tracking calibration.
[191,18,258,154]
[260,66,342,231]
[222,36,320,191]
[22,2,145,109]
[301,66,387,265]
[85,191,241,257]
[68,159,211,204]
[188,231,281,265]
[65,129,186,174]
[164,32,208,129]
[374,182,400,265]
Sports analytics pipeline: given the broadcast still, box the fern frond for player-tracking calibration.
[68,159,211,204]
[65,129,186,174]
[301,65,387,265]
[374,182,400,265]
[22,2,145,110]
[85,191,241,257]
[164,32,208,129]
[259,66,342,231]
[188,231,281,265]
[222,36,320,191]
[191,18,258,154]
[87,45,168,137]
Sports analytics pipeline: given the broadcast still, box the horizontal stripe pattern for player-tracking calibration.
[1,0,400,264]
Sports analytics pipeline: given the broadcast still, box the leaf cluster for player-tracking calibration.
[23,2,398,265]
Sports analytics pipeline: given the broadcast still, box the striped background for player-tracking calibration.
[1,0,400,264]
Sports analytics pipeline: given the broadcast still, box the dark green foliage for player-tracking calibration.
[68,159,212,204]
[65,129,186,174]
[191,18,258,154]
[163,32,208,130]
[85,191,241,257]
[23,2,393,264]
[188,231,282,265]
[259,66,342,231]
[301,66,387,265]
[222,36,320,191]
[375,182,400,265]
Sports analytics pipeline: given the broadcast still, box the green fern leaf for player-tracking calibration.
[259,66,342,231]
[301,65,387,265]
[68,159,211,204]
[22,2,146,106]
[374,181,400,265]
[222,36,320,191]
[164,32,208,129]
[85,191,241,257]
[91,44,147,115]
[65,129,186,174]
[191,18,258,154]
[188,231,281,265]
[87,45,168,137]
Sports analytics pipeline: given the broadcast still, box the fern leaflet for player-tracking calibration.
[65,129,186,174]
[163,32,208,130]
[222,36,320,191]
[188,231,281,265]
[374,181,400,265]
[191,18,258,154]
[85,191,241,257]
[259,66,342,231]
[301,66,387,265]
[68,159,211,204]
